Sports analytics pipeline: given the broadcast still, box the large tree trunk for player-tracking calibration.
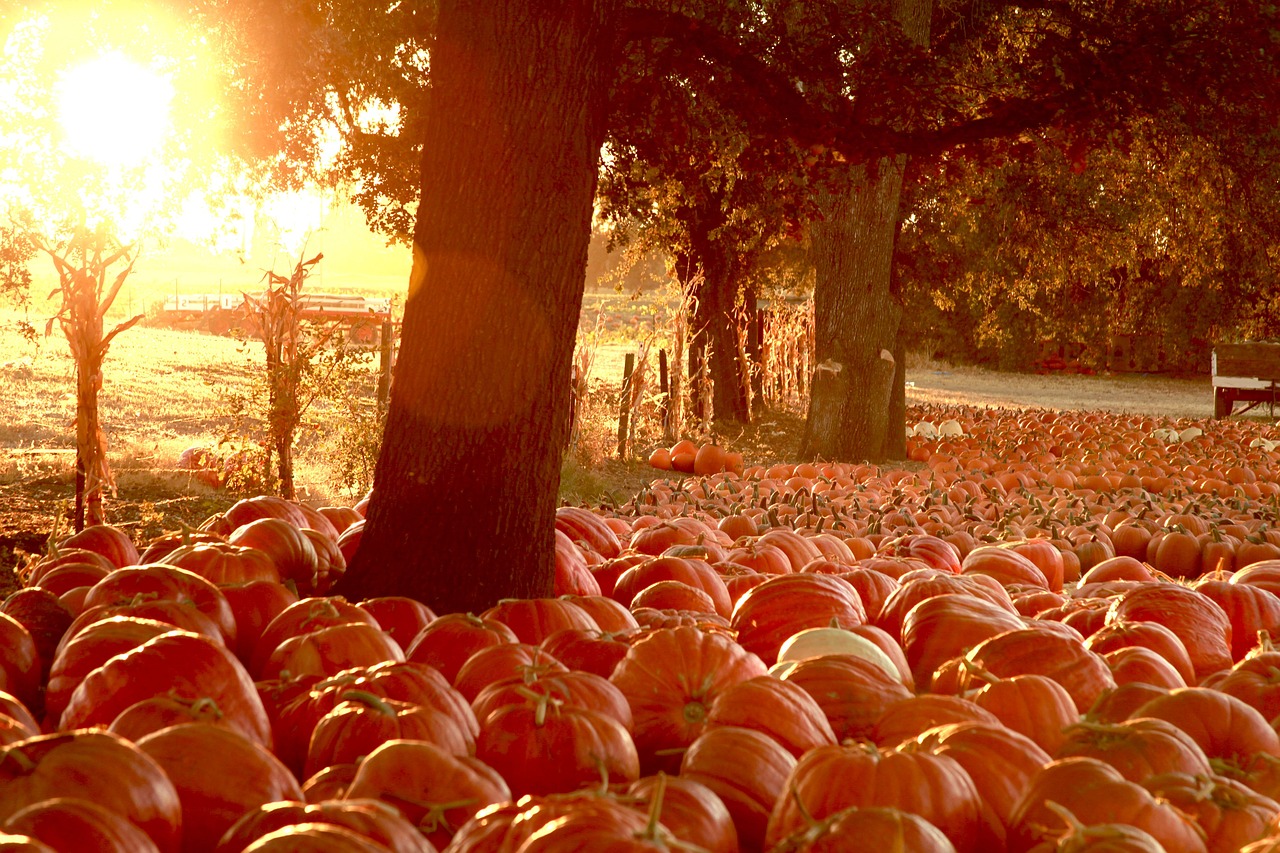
[681,207,752,426]
[799,0,931,463]
[690,258,751,425]
[799,159,908,462]
[332,0,613,612]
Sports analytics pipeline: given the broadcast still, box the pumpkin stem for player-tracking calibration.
[339,690,397,717]
[638,771,668,841]
[45,504,65,557]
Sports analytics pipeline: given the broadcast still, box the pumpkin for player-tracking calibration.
[969,670,1080,755]
[0,730,182,853]
[453,643,567,702]
[258,621,405,681]
[1143,772,1280,853]
[776,626,902,684]
[80,564,239,649]
[159,542,280,586]
[59,525,139,569]
[610,626,767,773]
[304,690,474,777]
[1107,583,1233,680]
[61,629,273,749]
[43,616,176,723]
[0,613,40,713]
[1008,757,1207,853]
[766,805,956,853]
[470,669,633,732]
[1133,687,1280,769]
[778,654,912,743]
[962,625,1116,713]
[1054,717,1214,783]
[136,723,303,853]
[1,796,162,853]
[730,573,866,664]
[900,594,1026,689]
[911,721,1050,837]
[214,798,427,853]
[476,697,640,796]
[704,675,837,758]
[765,741,994,853]
[538,627,633,678]
[1084,620,1198,686]
[626,774,739,853]
[250,597,381,677]
[343,739,511,848]
[228,518,321,594]
[679,725,798,852]
[479,597,599,645]
[612,557,733,617]
[871,695,1000,748]
[404,612,518,682]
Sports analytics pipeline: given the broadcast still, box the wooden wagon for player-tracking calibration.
[1212,342,1280,418]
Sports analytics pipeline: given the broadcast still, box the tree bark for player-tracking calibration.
[800,159,908,462]
[332,0,613,612]
[679,204,752,426]
[799,0,931,463]
[690,260,751,425]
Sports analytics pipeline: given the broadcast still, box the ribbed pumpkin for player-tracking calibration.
[765,741,995,853]
[730,573,866,664]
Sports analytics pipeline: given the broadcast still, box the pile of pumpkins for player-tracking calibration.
[7,403,1280,850]
[647,439,745,477]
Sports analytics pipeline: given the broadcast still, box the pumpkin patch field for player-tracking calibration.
[6,403,1280,850]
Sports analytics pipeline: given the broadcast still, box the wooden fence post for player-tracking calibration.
[377,319,394,412]
[74,456,85,533]
[658,348,670,439]
[618,352,635,459]
[698,348,711,430]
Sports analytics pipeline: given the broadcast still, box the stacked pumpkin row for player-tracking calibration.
[6,403,1280,849]
[554,498,1280,851]
[9,504,1280,850]
[621,405,1280,584]
[648,440,745,476]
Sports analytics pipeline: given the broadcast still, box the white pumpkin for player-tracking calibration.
[775,627,903,684]
[913,421,938,439]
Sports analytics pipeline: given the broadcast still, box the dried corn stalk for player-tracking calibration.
[761,298,814,411]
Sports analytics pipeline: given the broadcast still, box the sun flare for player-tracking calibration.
[57,52,173,168]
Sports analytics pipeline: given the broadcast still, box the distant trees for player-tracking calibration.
[897,114,1280,371]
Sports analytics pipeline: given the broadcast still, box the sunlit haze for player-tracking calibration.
[57,52,173,168]
[3,10,409,289]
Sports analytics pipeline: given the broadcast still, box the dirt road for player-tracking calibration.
[906,366,1215,420]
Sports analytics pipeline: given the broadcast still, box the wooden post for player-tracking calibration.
[658,348,670,439]
[618,352,635,459]
[74,455,85,533]
[699,347,711,430]
[377,319,394,412]
[749,300,765,405]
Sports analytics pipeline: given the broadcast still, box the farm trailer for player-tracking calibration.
[1212,342,1280,418]
[159,292,395,345]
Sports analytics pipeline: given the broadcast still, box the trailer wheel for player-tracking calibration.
[1214,388,1233,419]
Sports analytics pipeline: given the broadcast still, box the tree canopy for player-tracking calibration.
[7,0,1280,608]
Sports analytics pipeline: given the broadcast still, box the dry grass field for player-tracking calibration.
[0,291,1230,592]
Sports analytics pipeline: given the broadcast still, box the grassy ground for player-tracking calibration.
[0,283,1224,594]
